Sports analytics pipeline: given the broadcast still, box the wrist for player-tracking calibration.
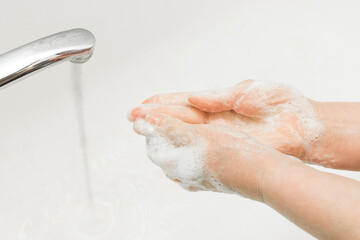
[220,145,289,202]
[306,101,360,169]
[252,149,301,203]
[260,151,303,204]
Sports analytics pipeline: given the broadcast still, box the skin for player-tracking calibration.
[131,80,360,170]
[128,80,360,239]
[311,101,360,169]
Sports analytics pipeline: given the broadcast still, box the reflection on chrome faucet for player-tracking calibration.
[0,28,95,88]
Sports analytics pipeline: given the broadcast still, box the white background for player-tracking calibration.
[0,0,359,239]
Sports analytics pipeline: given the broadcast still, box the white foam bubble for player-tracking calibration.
[133,119,156,136]
[134,119,231,193]
[237,81,324,158]
[146,134,205,187]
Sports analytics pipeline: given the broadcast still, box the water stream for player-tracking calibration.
[71,65,94,206]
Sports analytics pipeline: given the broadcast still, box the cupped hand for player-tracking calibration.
[130,80,324,161]
[132,112,286,201]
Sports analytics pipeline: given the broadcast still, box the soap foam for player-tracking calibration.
[132,81,324,193]
[134,119,230,193]
[235,81,324,158]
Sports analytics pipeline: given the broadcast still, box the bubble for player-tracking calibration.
[133,119,233,193]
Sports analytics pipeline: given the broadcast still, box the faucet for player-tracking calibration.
[0,28,95,88]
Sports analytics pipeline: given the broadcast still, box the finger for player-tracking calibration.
[134,113,193,145]
[146,113,193,142]
[188,80,254,113]
[129,104,207,124]
[187,186,203,192]
[142,92,191,106]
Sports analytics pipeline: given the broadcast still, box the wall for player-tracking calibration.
[0,0,359,239]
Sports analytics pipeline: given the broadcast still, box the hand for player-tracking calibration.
[130,80,324,162]
[128,83,360,239]
[131,112,286,201]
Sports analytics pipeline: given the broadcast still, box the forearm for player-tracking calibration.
[261,153,360,240]
[309,101,360,170]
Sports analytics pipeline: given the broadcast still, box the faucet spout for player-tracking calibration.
[0,28,95,88]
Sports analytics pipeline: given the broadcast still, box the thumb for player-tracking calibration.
[188,80,253,113]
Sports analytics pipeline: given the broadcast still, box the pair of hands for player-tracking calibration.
[128,80,336,200]
[129,80,360,239]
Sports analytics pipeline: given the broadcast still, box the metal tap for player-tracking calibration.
[0,28,95,88]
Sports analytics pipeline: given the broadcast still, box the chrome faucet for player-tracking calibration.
[0,28,95,88]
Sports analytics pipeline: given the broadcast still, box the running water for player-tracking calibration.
[71,65,94,206]
[71,65,115,238]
